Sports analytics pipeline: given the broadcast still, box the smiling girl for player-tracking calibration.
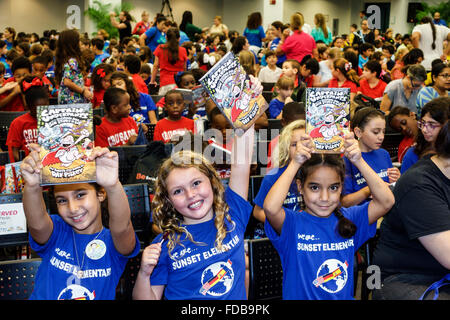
[341,107,400,207]
[263,132,394,299]
[20,145,140,300]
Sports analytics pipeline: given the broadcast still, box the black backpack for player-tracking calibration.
[353,93,381,110]
[127,141,173,193]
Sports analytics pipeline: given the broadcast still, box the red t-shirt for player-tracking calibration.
[398,136,414,163]
[328,78,358,93]
[6,112,37,162]
[92,89,105,108]
[358,78,387,99]
[0,77,26,111]
[95,116,139,147]
[153,117,195,143]
[281,31,316,63]
[132,74,149,94]
[154,45,188,87]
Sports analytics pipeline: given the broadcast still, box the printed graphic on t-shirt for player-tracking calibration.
[200,260,234,296]
[58,284,96,300]
[313,259,349,293]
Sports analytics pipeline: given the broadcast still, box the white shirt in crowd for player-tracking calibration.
[412,23,450,70]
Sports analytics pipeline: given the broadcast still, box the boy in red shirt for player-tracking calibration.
[6,76,48,162]
[357,60,387,99]
[95,87,139,147]
[0,56,31,111]
[124,54,148,94]
[153,89,195,143]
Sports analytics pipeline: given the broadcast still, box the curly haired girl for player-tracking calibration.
[133,122,257,300]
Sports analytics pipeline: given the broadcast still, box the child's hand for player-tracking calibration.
[387,167,400,183]
[89,147,119,188]
[140,123,148,133]
[293,134,313,165]
[83,88,93,100]
[20,144,42,188]
[248,75,263,98]
[0,81,18,93]
[139,243,162,277]
[343,133,362,163]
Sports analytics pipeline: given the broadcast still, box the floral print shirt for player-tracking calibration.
[57,58,89,104]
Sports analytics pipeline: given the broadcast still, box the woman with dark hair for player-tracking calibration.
[412,16,450,71]
[373,119,450,300]
[231,36,250,55]
[110,10,133,43]
[400,96,450,173]
[416,60,450,117]
[380,64,427,113]
[180,11,203,42]
[243,12,266,49]
[151,27,188,95]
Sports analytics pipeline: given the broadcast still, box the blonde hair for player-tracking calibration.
[275,76,294,90]
[152,151,233,257]
[290,13,304,31]
[272,119,306,168]
[328,47,342,60]
[239,50,256,76]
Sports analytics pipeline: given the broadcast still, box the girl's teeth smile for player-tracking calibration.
[188,201,202,209]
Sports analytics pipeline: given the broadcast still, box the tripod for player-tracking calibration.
[161,0,174,21]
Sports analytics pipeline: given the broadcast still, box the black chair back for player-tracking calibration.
[123,183,151,245]
[0,111,27,150]
[248,238,283,300]
[116,251,142,300]
[108,145,148,185]
[0,258,41,300]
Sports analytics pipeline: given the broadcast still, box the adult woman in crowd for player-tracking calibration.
[133,11,152,36]
[109,11,133,43]
[416,60,450,117]
[275,13,318,63]
[180,10,203,42]
[380,64,427,113]
[412,16,450,71]
[373,111,450,300]
[311,13,332,45]
[208,16,228,38]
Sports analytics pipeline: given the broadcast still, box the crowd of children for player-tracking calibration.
[0,7,449,301]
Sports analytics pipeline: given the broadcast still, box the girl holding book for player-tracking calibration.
[20,144,140,300]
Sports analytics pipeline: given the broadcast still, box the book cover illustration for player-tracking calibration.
[37,103,96,186]
[306,88,350,153]
[199,51,268,135]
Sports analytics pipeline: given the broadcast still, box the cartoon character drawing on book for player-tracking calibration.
[309,109,347,141]
[42,129,90,167]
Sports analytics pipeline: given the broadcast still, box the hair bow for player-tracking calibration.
[22,77,43,92]
[344,62,352,72]
[96,68,106,78]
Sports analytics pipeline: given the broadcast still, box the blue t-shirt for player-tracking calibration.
[130,92,158,124]
[268,98,285,119]
[265,202,376,300]
[243,26,266,48]
[29,215,141,300]
[358,54,369,69]
[400,146,419,174]
[145,26,166,53]
[254,166,301,211]
[0,56,12,79]
[91,52,110,72]
[270,38,286,67]
[150,187,252,300]
[343,148,392,204]
[253,166,302,239]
